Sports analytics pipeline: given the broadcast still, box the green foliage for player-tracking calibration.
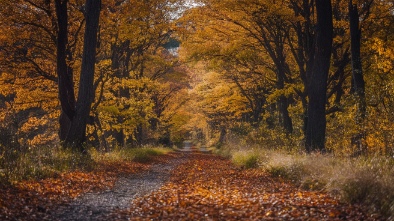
[99,106,121,116]
[132,148,162,163]
[232,151,259,169]
[90,146,171,163]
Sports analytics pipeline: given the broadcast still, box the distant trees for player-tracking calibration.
[94,0,187,148]
[179,0,394,154]
[0,0,189,151]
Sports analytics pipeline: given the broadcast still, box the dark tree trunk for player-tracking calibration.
[113,128,125,147]
[65,0,101,150]
[55,0,76,142]
[134,124,144,146]
[94,115,109,151]
[330,49,350,106]
[349,1,367,155]
[289,0,315,137]
[276,68,293,134]
[349,1,366,121]
[278,95,293,134]
[251,99,263,126]
[305,0,333,152]
[218,127,227,145]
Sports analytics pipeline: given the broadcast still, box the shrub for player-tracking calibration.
[232,151,259,169]
[132,148,160,163]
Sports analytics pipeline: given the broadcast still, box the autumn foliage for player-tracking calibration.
[0,0,393,220]
[178,0,394,155]
[0,149,176,220]
[115,153,379,220]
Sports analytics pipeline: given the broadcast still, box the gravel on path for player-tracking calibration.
[49,152,189,221]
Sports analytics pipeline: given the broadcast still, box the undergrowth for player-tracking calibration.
[0,145,171,184]
[216,145,394,219]
[231,150,259,169]
[90,146,171,163]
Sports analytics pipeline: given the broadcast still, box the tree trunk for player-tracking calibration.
[134,123,144,146]
[349,1,367,155]
[278,95,293,134]
[305,0,333,152]
[276,68,293,134]
[349,1,366,121]
[289,0,315,138]
[218,127,227,146]
[55,0,76,142]
[65,0,101,150]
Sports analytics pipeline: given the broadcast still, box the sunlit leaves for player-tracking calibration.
[192,71,248,128]
[118,153,375,220]
[0,150,169,220]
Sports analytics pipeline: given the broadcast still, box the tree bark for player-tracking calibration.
[276,66,293,134]
[349,1,366,121]
[289,0,315,138]
[349,1,367,155]
[65,0,101,150]
[278,95,293,134]
[305,0,333,152]
[55,0,76,141]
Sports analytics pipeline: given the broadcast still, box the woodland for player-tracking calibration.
[0,0,394,220]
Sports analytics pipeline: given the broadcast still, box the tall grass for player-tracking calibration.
[0,145,172,184]
[231,150,259,169]
[218,145,394,219]
[0,146,93,183]
[90,146,171,163]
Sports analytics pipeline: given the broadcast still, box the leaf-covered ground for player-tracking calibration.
[116,153,381,220]
[0,153,178,220]
[0,152,382,220]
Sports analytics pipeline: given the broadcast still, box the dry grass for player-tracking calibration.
[0,145,172,183]
[231,150,259,169]
[217,145,394,219]
[90,146,171,163]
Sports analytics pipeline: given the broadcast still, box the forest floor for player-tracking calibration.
[0,150,382,221]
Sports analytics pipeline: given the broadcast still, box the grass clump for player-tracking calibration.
[1,146,94,183]
[338,157,394,218]
[0,145,171,184]
[263,151,394,218]
[216,145,394,219]
[132,147,166,163]
[90,146,171,163]
[232,151,259,169]
[214,147,232,159]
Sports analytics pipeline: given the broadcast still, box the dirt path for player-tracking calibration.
[47,152,189,221]
[1,151,381,220]
[114,153,380,220]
